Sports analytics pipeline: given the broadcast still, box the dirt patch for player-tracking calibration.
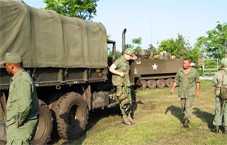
[138,99,156,110]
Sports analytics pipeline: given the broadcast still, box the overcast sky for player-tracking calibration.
[23,0,227,50]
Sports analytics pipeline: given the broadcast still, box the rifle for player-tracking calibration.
[130,86,136,118]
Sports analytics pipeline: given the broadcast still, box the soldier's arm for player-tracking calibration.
[170,71,180,94]
[109,63,124,77]
[170,82,177,95]
[196,83,200,97]
[195,71,200,97]
[15,80,32,127]
[212,72,221,87]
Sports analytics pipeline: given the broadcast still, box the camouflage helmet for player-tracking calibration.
[124,48,137,60]
[221,58,227,67]
[124,48,135,56]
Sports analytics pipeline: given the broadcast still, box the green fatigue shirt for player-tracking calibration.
[174,67,200,98]
[6,69,39,127]
[112,56,131,87]
[212,69,227,96]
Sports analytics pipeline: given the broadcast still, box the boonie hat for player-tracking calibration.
[221,58,227,67]
[0,53,22,65]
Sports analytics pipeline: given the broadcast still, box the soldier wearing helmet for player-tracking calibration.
[109,48,137,125]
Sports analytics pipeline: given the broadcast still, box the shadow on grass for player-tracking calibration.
[165,105,183,123]
[193,108,214,129]
[49,87,139,145]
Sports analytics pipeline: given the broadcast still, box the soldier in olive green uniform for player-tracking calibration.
[109,48,137,125]
[211,58,227,134]
[0,53,39,145]
[170,58,200,128]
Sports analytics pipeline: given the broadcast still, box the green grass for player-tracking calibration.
[54,81,227,145]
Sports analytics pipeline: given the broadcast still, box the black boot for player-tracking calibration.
[211,126,219,133]
[183,118,190,128]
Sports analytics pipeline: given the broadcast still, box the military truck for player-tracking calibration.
[134,49,184,89]
[0,0,123,144]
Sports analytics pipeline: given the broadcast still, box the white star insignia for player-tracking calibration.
[152,63,158,70]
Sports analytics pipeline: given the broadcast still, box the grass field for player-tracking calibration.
[54,81,227,145]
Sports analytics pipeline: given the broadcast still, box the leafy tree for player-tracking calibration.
[158,34,190,56]
[195,22,227,59]
[157,34,201,64]
[43,0,99,20]
[183,47,201,65]
[127,37,142,52]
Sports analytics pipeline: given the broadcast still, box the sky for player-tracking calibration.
[23,0,227,50]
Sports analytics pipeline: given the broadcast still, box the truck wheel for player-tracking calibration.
[157,79,166,88]
[31,100,53,145]
[166,78,174,88]
[147,80,157,89]
[56,92,88,140]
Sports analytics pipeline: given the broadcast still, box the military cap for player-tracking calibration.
[221,58,227,67]
[124,48,137,60]
[0,53,22,65]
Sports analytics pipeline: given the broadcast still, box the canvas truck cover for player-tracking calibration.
[0,0,108,68]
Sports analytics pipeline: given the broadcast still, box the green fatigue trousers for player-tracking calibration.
[213,96,227,127]
[116,86,132,115]
[6,119,37,145]
[181,96,194,120]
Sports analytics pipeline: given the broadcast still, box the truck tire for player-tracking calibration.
[147,80,157,89]
[56,92,88,140]
[31,100,53,145]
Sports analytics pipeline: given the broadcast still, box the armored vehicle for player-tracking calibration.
[134,49,184,89]
[0,0,123,144]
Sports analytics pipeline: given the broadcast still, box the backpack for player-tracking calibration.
[220,70,227,100]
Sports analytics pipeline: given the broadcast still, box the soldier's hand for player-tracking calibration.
[15,124,19,128]
[196,91,200,98]
[170,89,174,95]
[120,72,125,77]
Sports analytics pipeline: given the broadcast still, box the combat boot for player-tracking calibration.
[210,126,219,133]
[183,118,190,128]
[127,113,135,124]
[122,115,131,125]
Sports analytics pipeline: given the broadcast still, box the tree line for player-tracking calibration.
[43,0,227,65]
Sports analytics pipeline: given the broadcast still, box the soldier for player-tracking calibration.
[211,58,227,134]
[170,58,200,128]
[0,53,39,145]
[148,43,156,58]
[109,48,137,125]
